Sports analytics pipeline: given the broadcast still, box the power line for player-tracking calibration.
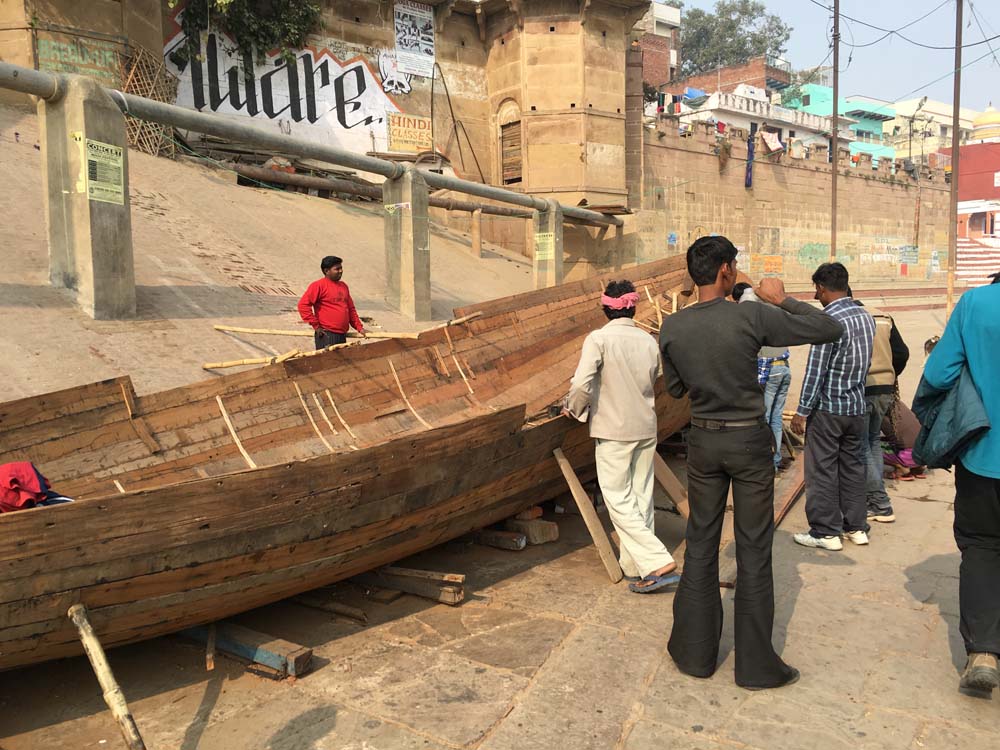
[968,0,1000,67]
[807,0,1000,50]
[840,0,951,49]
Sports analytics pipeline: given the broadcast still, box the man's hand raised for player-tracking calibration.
[755,277,788,306]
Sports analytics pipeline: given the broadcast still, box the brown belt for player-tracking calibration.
[691,417,763,430]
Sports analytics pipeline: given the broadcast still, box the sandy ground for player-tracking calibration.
[2,308,998,749]
[0,104,532,400]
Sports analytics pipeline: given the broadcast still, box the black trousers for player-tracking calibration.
[668,422,796,688]
[803,410,868,537]
[955,461,1000,655]
[314,329,347,350]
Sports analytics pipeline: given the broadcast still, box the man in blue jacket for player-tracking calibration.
[924,282,1000,693]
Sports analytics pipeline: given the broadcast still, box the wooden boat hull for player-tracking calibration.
[0,257,690,670]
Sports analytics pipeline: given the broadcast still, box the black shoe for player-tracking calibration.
[739,667,801,691]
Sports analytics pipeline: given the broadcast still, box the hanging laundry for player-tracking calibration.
[761,130,784,153]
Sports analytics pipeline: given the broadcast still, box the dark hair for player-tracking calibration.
[846,285,854,297]
[812,262,850,292]
[687,236,738,286]
[602,280,636,320]
[731,282,752,301]
[321,255,343,273]
[990,271,1000,285]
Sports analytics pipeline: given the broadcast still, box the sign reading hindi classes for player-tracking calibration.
[388,113,433,153]
[394,1,435,77]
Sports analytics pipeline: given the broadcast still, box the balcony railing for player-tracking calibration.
[765,55,792,74]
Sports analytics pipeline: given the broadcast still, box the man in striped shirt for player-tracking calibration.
[790,263,876,551]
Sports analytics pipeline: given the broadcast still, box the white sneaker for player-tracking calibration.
[793,532,843,551]
[843,530,870,545]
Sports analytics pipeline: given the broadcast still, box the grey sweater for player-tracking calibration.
[659,297,843,421]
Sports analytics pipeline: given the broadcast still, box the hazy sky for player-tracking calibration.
[680,0,999,111]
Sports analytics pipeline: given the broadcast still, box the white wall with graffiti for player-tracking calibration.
[162,4,435,155]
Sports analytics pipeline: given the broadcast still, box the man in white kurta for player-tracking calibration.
[565,282,678,593]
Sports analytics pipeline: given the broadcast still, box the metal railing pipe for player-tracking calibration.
[0,62,623,227]
[112,90,406,181]
[0,62,62,100]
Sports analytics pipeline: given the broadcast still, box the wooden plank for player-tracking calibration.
[180,622,312,677]
[653,452,689,519]
[353,566,465,605]
[472,529,527,550]
[292,591,368,623]
[552,448,623,583]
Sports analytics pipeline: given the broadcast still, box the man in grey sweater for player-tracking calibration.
[660,235,843,690]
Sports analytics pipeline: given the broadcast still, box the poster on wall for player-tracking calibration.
[394,1,435,78]
[388,113,433,153]
[761,255,784,277]
[36,30,121,87]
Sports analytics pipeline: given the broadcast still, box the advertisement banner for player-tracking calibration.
[394,1,435,77]
[36,31,121,87]
[388,113,433,153]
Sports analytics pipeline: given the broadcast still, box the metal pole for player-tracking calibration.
[0,61,622,228]
[231,164,534,219]
[830,0,840,263]
[946,0,963,317]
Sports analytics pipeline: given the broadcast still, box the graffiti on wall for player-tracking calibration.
[163,6,423,153]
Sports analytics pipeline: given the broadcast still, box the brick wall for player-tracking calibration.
[663,56,790,96]
[614,119,953,286]
[639,31,677,88]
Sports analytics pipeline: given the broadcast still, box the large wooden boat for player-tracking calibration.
[0,257,690,670]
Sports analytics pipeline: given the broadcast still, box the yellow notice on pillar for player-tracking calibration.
[82,138,125,205]
[535,232,555,261]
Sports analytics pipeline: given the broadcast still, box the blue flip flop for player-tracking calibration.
[628,573,681,594]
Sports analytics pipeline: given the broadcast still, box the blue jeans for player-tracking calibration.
[864,393,894,515]
[763,367,791,469]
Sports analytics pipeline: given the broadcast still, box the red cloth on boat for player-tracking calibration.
[0,461,48,513]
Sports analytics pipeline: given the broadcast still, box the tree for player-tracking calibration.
[680,1,792,78]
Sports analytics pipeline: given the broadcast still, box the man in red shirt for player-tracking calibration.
[297,256,366,349]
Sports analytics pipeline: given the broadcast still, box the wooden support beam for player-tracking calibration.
[553,448,623,583]
[206,623,216,671]
[325,389,359,444]
[293,382,334,453]
[473,528,527,550]
[119,382,160,454]
[293,591,368,623]
[215,395,257,469]
[476,5,487,42]
[68,604,147,750]
[388,359,433,429]
[181,622,312,677]
[653,452,689,519]
[353,566,465,605]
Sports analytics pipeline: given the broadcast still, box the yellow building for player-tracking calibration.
[971,104,1000,143]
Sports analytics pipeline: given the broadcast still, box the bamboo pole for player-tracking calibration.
[388,360,433,429]
[216,395,258,469]
[68,604,147,750]
[212,324,420,339]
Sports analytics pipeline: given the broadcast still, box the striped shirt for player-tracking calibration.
[796,297,875,417]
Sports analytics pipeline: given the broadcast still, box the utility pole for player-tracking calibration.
[829,0,840,263]
[945,0,963,317]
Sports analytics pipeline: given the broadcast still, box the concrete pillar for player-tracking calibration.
[531,199,564,289]
[382,166,431,321]
[470,208,483,258]
[613,224,624,272]
[39,76,135,319]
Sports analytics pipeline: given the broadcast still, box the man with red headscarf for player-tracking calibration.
[565,280,679,594]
